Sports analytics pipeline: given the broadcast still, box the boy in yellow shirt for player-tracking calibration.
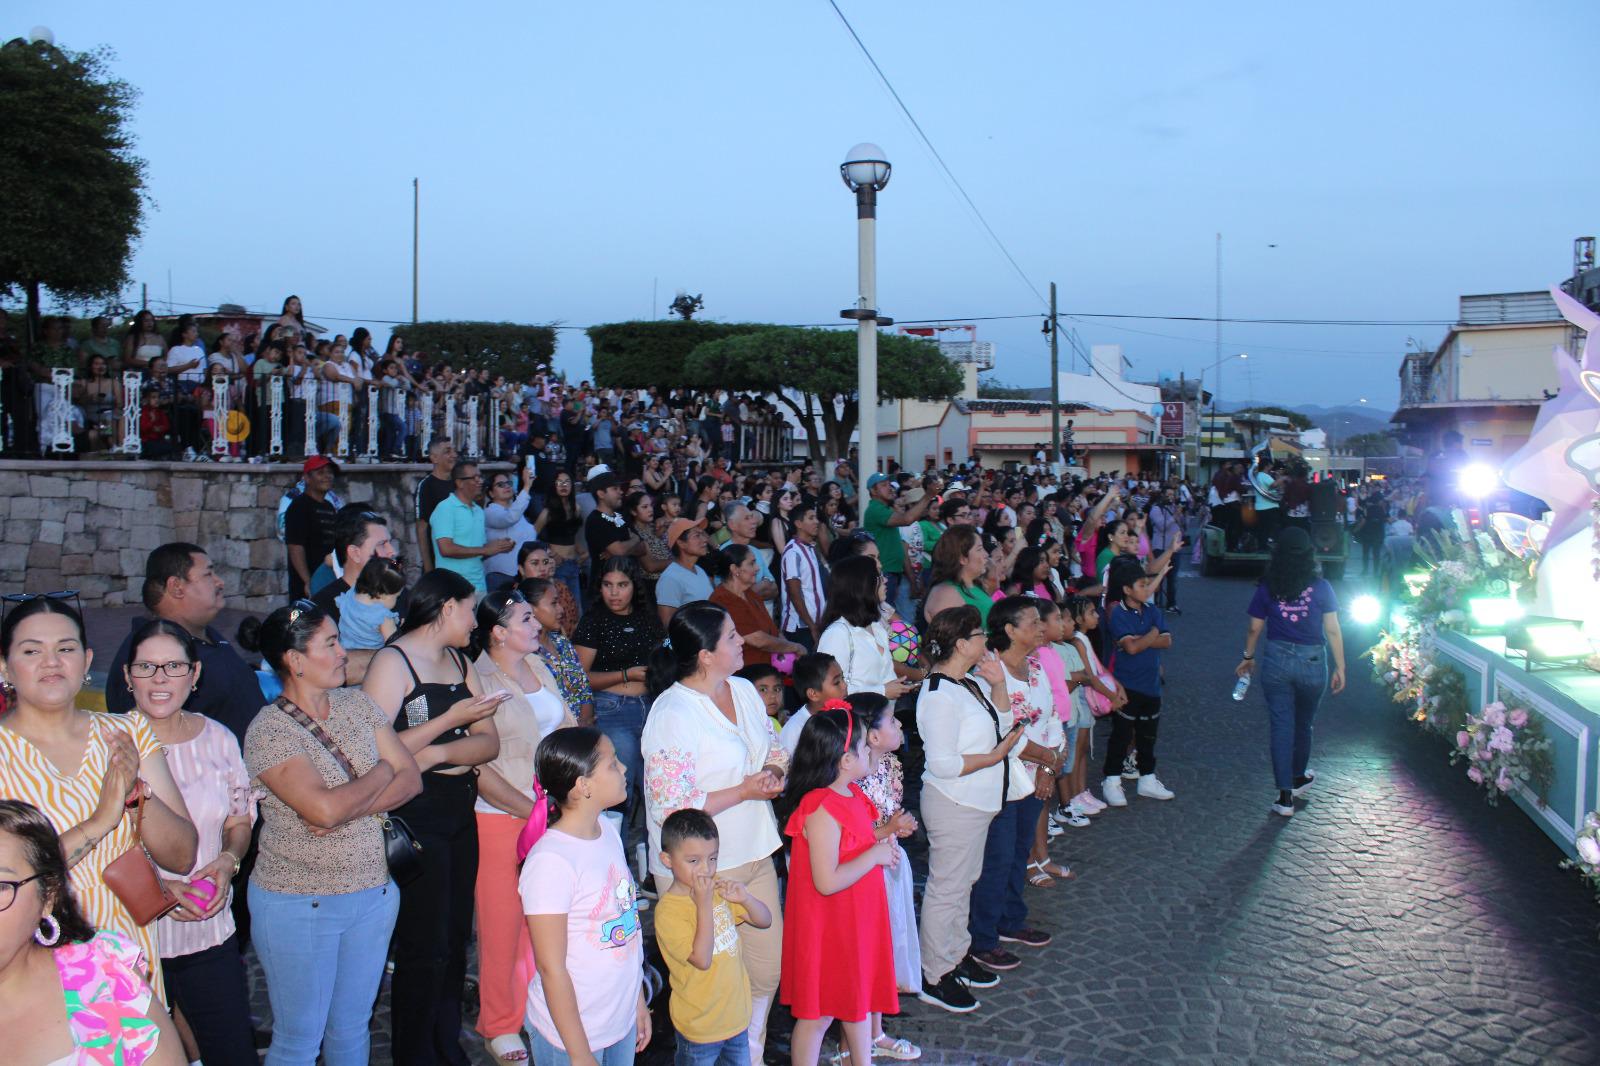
[654,808,773,1065]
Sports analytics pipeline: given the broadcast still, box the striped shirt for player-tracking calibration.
[0,712,167,995]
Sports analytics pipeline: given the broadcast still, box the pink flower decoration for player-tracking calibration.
[1508,708,1529,728]
[1455,730,1471,749]
[1482,703,1506,728]
[1467,766,1484,784]
[1495,771,1512,792]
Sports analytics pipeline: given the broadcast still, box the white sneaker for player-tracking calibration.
[1047,820,1064,838]
[1120,753,1140,781]
[1075,790,1108,814]
[1101,777,1127,807]
[1137,774,1175,801]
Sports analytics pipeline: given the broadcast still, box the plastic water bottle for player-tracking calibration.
[1231,674,1252,701]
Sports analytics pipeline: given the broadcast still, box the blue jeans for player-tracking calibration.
[1260,639,1328,791]
[531,1025,636,1066]
[675,1030,748,1066]
[593,691,647,817]
[554,557,583,614]
[967,795,1041,952]
[883,571,916,627]
[249,880,400,1066]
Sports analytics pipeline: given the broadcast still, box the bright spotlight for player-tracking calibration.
[1458,463,1499,499]
[1351,594,1383,626]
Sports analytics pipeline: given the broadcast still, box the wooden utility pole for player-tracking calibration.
[1049,281,1061,468]
[412,178,419,323]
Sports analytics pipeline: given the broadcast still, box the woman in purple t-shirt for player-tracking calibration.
[1235,527,1346,818]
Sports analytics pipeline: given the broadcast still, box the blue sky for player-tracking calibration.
[19,1,1599,407]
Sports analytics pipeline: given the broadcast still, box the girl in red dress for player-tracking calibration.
[777,699,901,1066]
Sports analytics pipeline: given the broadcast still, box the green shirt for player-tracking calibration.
[429,494,488,595]
[864,498,906,574]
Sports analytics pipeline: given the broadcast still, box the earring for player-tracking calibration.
[35,914,60,947]
[126,682,134,694]
[85,673,93,687]
[295,670,304,678]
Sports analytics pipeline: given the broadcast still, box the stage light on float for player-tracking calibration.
[1458,462,1500,499]
[1403,571,1431,597]
[1350,595,1383,626]
[1390,606,1415,633]
[1505,616,1592,669]
[1466,596,1524,632]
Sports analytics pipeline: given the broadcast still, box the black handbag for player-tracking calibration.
[276,697,425,887]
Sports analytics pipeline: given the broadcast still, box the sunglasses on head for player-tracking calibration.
[0,589,83,626]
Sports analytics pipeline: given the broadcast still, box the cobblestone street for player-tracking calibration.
[245,570,1600,1064]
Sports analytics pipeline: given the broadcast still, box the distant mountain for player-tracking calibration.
[1216,400,1393,443]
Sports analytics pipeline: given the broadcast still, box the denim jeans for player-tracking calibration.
[249,880,400,1066]
[1260,639,1327,790]
[554,557,584,614]
[593,690,647,817]
[675,1030,748,1066]
[883,571,916,627]
[967,795,1040,952]
[530,1025,637,1066]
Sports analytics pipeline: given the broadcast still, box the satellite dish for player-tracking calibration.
[28,26,54,45]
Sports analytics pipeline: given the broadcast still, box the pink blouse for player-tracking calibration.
[153,716,256,959]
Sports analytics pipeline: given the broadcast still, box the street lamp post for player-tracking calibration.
[840,143,892,477]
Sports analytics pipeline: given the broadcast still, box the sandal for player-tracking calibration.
[873,1034,923,1060]
[485,1034,529,1063]
[1026,859,1054,887]
[1042,860,1076,881]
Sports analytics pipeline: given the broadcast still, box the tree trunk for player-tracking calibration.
[775,391,825,468]
[24,279,41,360]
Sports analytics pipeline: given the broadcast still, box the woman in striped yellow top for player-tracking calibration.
[0,596,197,995]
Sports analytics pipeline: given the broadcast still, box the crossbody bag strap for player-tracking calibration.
[276,696,357,782]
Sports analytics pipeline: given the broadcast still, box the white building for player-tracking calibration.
[1059,345,1161,412]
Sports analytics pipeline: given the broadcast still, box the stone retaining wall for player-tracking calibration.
[0,460,509,614]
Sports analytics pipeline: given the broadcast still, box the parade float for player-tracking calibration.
[1370,287,1600,884]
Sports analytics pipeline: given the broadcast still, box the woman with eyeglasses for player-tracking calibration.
[469,590,576,1064]
[571,558,664,819]
[126,619,257,1066]
[485,465,538,591]
[0,799,187,1066]
[245,602,420,1066]
[0,597,197,1003]
[911,606,1025,1013]
[533,470,585,612]
[362,572,506,1066]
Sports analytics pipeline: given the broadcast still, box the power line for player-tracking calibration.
[823,0,1047,308]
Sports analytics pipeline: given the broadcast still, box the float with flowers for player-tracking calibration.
[1369,285,1600,879]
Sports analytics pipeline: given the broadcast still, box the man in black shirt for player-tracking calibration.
[414,437,457,571]
[283,455,339,600]
[582,467,638,586]
[105,543,266,743]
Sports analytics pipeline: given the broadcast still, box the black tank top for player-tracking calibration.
[389,644,471,774]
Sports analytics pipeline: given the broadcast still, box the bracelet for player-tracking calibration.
[219,850,242,876]
[1240,654,1253,661]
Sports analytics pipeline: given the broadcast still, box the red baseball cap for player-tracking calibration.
[302,455,340,475]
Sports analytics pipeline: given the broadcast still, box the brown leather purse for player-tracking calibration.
[100,789,181,926]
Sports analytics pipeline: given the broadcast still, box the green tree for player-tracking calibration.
[391,321,556,381]
[977,375,1033,399]
[686,327,962,462]
[1344,430,1397,456]
[0,39,147,352]
[1235,405,1312,431]
[587,319,765,388]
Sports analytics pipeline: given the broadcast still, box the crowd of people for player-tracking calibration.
[0,301,796,468]
[0,422,1363,1066]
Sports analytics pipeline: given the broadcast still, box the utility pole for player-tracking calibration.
[1179,370,1187,482]
[412,178,419,323]
[1049,281,1060,470]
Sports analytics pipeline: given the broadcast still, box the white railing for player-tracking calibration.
[209,373,231,458]
[419,392,434,456]
[268,376,285,457]
[335,381,351,459]
[444,395,457,452]
[301,376,319,458]
[120,371,142,455]
[365,385,380,459]
[48,369,74,453]
[488,398,502,458]
[465,396,481,458]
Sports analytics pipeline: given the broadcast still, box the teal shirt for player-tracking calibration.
[430,494,488,594]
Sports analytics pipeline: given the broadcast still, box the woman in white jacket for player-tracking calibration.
[483,465,537,589]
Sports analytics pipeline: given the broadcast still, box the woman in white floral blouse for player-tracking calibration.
[641,600,788,1065]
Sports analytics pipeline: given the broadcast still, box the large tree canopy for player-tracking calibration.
[686,327,962,463]
[587,319,764,388]
[392,321,556,381]
[0,39,147,348]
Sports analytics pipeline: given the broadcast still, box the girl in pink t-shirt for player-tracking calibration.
[521,727,650,1064]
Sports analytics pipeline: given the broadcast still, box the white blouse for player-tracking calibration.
[641,678,788,877]
[916,674,1009,813]
[1000,655,1066,787]
[817,620,897,696]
